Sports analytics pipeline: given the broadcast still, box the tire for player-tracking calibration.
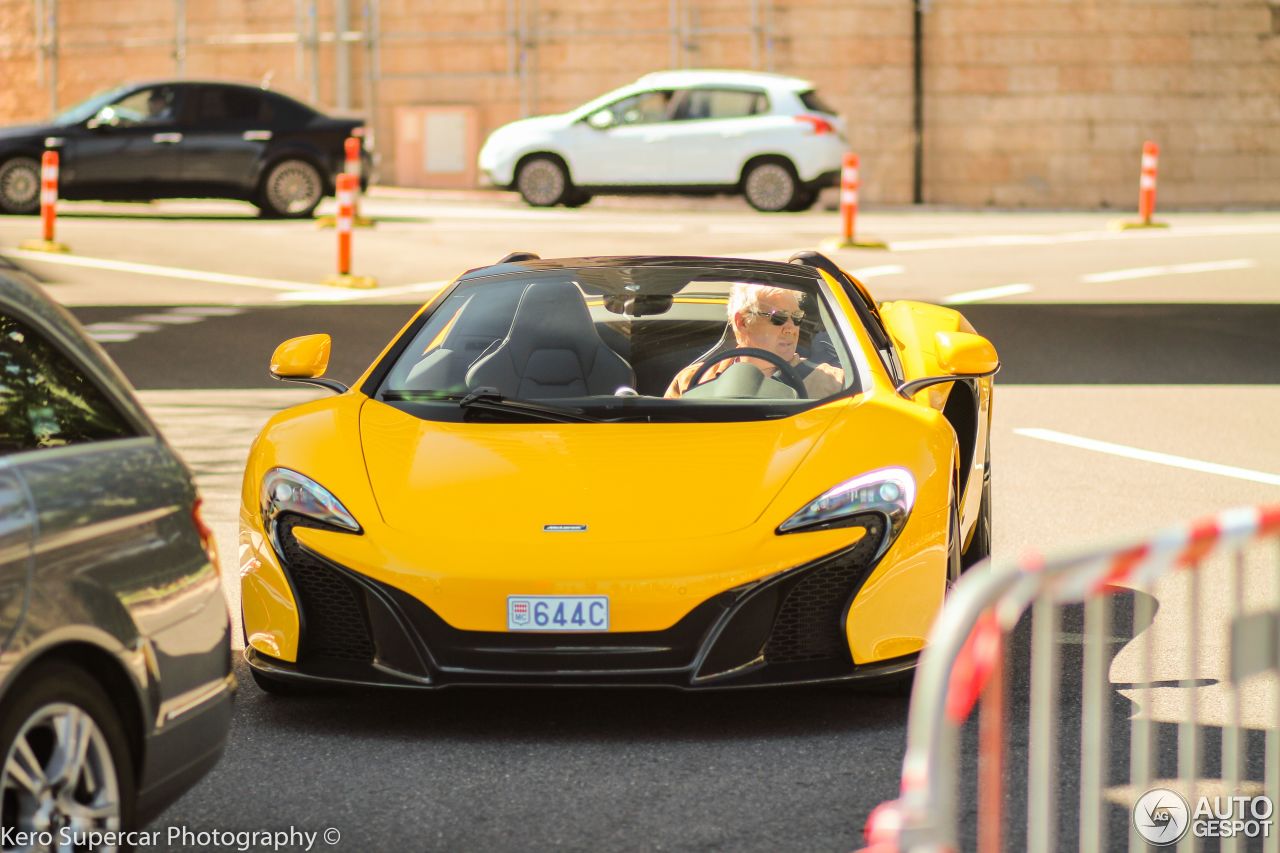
[962,438,993,572]
[562,189,593,208]
[947,497,963,592]
[0,662,137,839]
[258,158,325,219]
[0,157,41,215]
[785,188,818,212]
[742,159,801,212]
[515,156,571,207]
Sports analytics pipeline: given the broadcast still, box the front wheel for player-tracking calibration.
[962,439,993,571]
[0,157,41,215]
[0,663,136,840]
[742,159,800,212]
[258,158,324,219]
[515,156,571,207]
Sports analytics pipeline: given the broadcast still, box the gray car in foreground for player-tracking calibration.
[0,265,232,844]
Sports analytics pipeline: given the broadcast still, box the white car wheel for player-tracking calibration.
[743,161,800,213]
[261,159,324,218]
[516,157,569,207]
[0,157,41,215]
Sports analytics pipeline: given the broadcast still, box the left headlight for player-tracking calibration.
[260,468,361,553]
[777,467,915,552]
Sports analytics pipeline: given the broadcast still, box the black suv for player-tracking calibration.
[0,80,368,218]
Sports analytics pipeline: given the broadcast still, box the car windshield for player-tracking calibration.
[374,263,862,423]
[53,85,130,126]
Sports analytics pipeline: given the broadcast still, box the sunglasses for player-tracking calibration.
[749,309,805,327]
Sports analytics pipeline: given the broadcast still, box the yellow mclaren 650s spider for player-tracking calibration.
[239,251,998,693]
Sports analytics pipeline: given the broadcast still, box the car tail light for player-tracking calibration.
[795,114,835,135]
[192,496,220,573]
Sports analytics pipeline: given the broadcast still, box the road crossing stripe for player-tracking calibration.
[1015,428,1280,486]
[944,283,1034,304]
[0,248,316,291]
[1080,258,1256,283]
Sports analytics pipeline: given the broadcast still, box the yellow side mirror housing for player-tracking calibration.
[269,334,347,393]
[934,330,999,376]
[270,334,331,378]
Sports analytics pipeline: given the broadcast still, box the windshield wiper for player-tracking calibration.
[455,387,600,423]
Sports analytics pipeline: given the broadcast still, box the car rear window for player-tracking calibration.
[195,87,272,123]
[798,90,838,115]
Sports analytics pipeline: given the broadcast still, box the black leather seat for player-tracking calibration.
[465,280,635,399]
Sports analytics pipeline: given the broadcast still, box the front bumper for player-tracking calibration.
[247,513,915,690]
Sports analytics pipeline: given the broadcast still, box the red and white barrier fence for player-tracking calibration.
[1138,140,1159,225]
[860,503,1280,853]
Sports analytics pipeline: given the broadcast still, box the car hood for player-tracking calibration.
[358,399,845,542]
[0,123,52,143]
[485,113,572,143]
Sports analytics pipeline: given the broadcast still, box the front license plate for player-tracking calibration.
[507,596,609,631]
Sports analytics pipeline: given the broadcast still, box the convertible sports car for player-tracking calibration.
[239,252,997,691]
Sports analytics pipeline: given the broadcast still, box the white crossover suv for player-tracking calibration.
[478,70,847,212]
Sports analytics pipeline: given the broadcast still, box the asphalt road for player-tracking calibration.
[3,196,1277,852]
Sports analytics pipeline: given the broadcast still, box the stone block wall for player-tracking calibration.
[1,0,1276,207]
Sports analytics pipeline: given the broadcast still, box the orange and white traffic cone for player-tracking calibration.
[1114,140,1168,230]
[822,152,887,250]
[19,150,71,253]
[321,173,376,288]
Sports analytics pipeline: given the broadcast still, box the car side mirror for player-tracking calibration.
[269,334,347,393]
[896,331,999,400]
[934,330,998,376]
[586,110,614,130]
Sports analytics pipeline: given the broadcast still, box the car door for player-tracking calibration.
[566,89,678,185]
[179,84,276,193]
[61,84,187,193]
[0,310,199,644]
[0,467,33,653]
[661,87,770,185]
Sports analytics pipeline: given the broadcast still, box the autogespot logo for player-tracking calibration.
[1134,788,1192,846]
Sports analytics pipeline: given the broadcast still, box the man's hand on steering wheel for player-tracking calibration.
[686,347,807,398]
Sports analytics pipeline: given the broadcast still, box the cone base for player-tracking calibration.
[819,236,890,251]
[321,273,378,290]
[18,239,71,254]
[316,215,375,229]
[1108,219,1169,231]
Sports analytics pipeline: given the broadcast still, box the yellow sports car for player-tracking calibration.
[239,251,997,691]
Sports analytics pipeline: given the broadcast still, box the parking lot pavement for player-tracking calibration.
[6,198,1276,850]
[2,197,1277,306]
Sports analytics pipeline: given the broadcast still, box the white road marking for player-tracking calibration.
[1080,258,1257,283]
[889,224,1280,252]
[0,248,316,291]
[850,264,905,279]
[275,279,451,303]
[175,306,244,316]
[84,322,161,333]
[944,283,1035,304]
[88,332,139,343]
[1016,428,1280,486]
[132,312,208,324]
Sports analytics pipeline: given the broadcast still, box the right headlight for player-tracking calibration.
[777,467,915,555]
[260,467,361,554]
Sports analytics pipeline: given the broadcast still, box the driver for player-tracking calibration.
[146,89,173,121]
[664,282,844,399]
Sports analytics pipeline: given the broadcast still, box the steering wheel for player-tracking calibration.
[686,347,808,398]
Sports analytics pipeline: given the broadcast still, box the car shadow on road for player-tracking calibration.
[241,664,913,744]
